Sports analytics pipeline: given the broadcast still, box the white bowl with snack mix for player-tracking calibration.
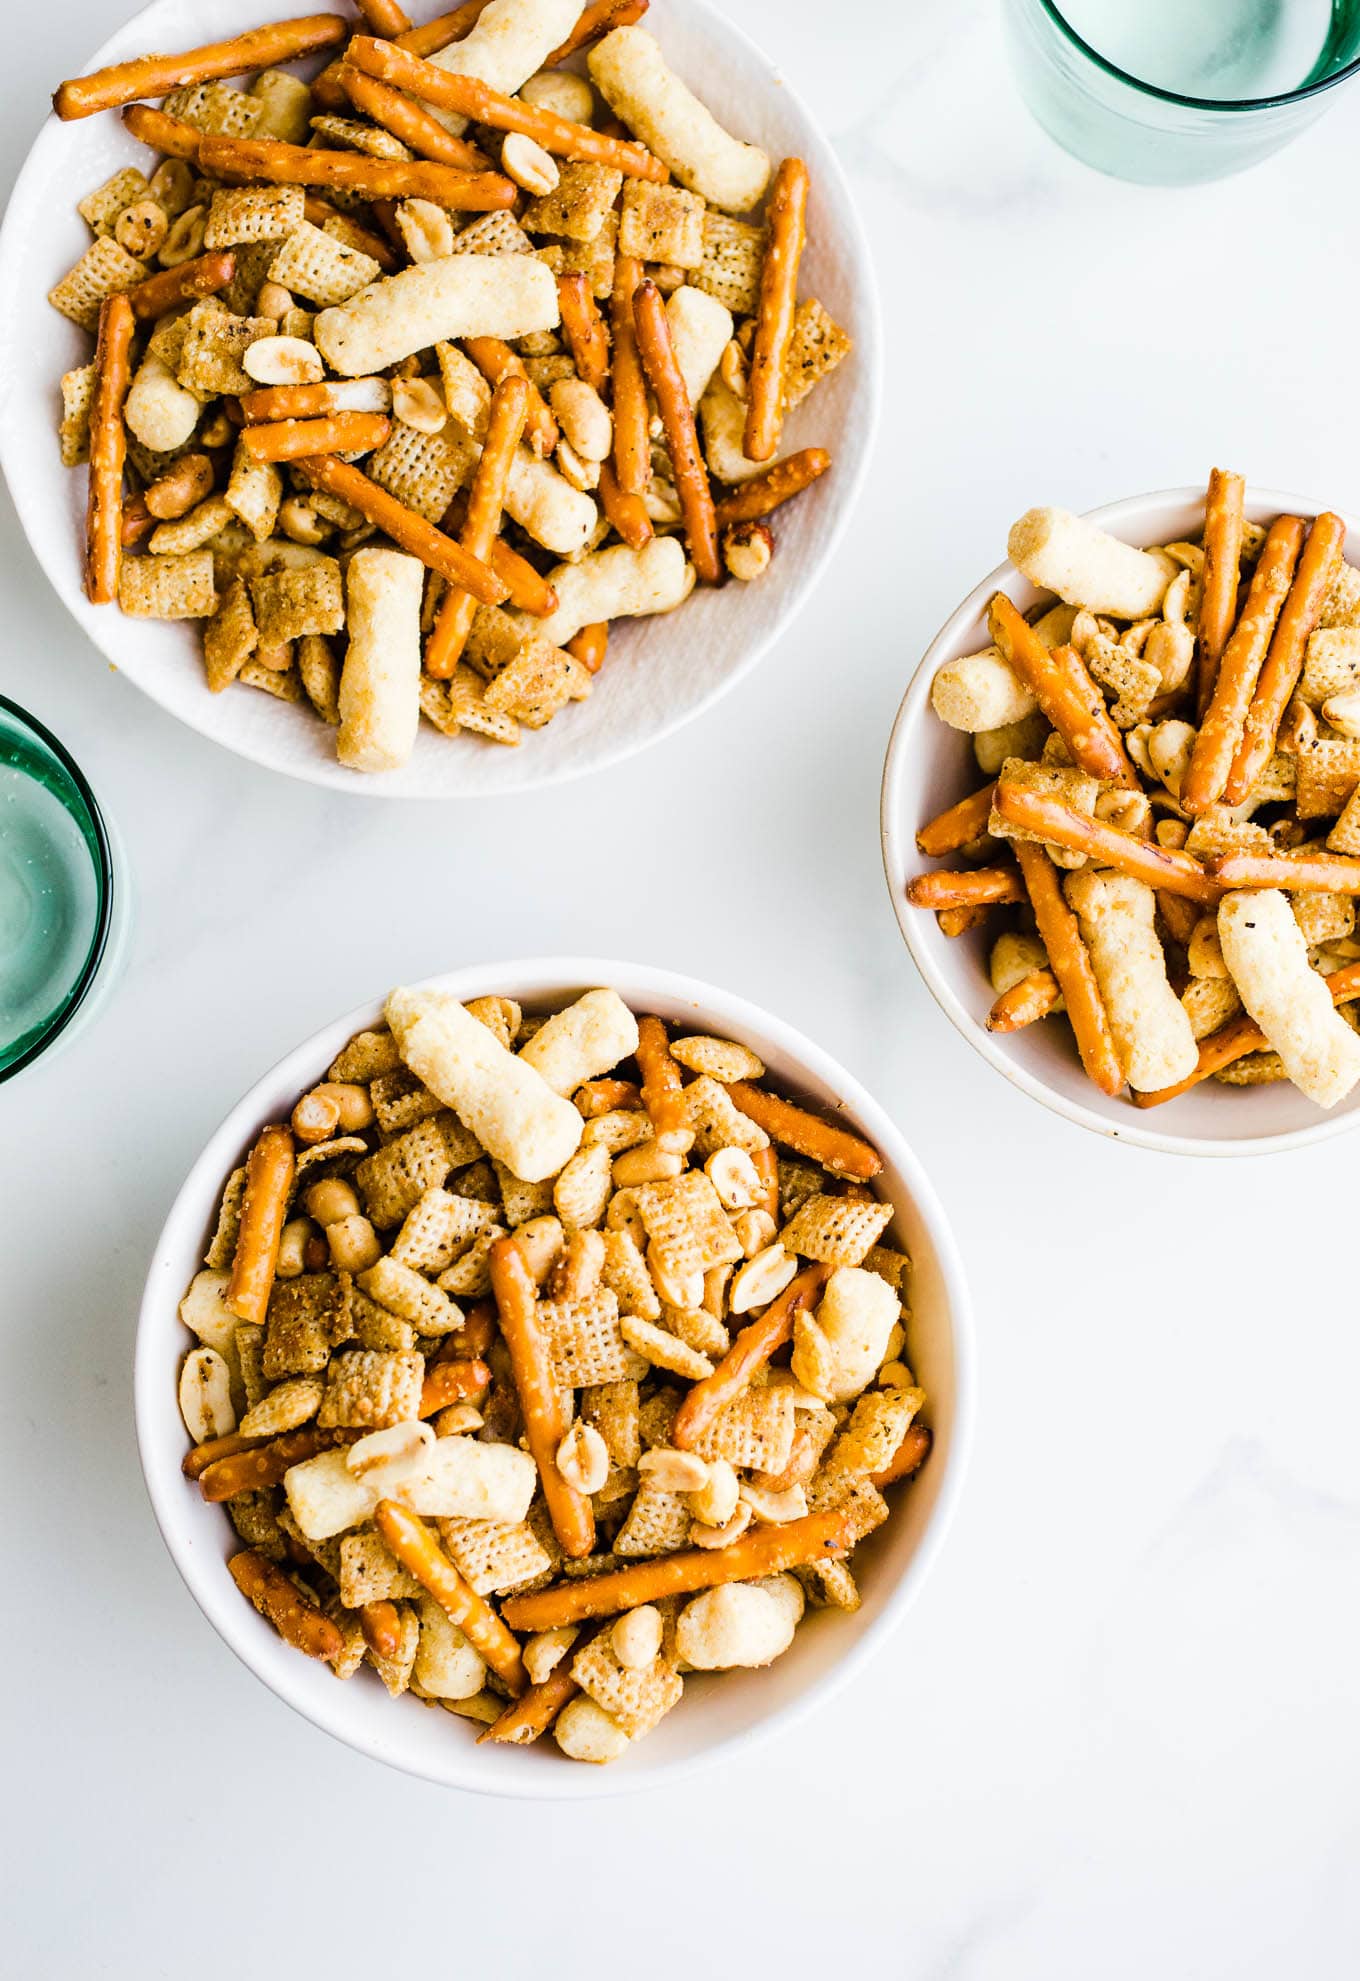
[136,960,971,1794]
[0,0,878,795]
[882,482,1360,1156]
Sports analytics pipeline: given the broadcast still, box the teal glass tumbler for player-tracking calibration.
[0,697,129,1084]
[1003,0,1360,184]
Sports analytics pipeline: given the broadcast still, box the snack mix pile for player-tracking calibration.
[178,985,930,1763]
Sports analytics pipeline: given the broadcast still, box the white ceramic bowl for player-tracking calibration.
[0,0,880,798]
[136,958,972,1797]
[881,485,1360,1157]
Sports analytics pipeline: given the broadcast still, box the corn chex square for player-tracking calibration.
[205,1167,246,1269]
[613,1482,692,1557]
[179,305,276,397]
[522,163,622,242]
[350,1287,416,1352]
[358,1255,462,1335]
[689,1384,796,1473]
[317,1347,424,1429]
[617,181,704,268]
[780,1193,892,1267]
[329,1029,401,1083]
[205,184,305,247]
[484,637,592,729]
[451,212,534,257]
[310,112,411,160]
[48,236,146,330]
[435,1225,507,1298]
[391,1186,499,1273]
[777,1158,827,1220]
[269,220,381,306]
[1297,739,1360,820]
[783,298,852,411]
[582,1379,641,1468]
[1321,562,1360,630]
[540,1287,636,1387]
[78,167,150,237]
[203,578,258,691]
[356,1117,459,1227]
[371,1066,444,1135]
[339,1528,423,1606]
[825,1387,923,1478]
[601,1230,659,1321]
[367,421,473,523]
[163,81,262,135]
[249,562,345,644]
[118,552,217,620]
[420,671,521,747]
[298,633,340,724]
[227,1491,288,1561]
[691,211,765,315]
[805,1472,890,1545]
[263,1271,354,1378]
[58,364,96,468]
[437,1517,553,1595]
[633,1172,743,1278]
[570,1637,683,1736]
[683,1075,769,1158]
[864,1243,911,1297]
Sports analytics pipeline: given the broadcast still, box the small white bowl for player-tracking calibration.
[881,485,1360,1157]
[0,0,880,798]
[135,959,972,1797]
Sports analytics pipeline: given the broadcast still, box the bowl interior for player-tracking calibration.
[0,0,880,798]
[136,961,969,1797]
[882,487,1360,1155]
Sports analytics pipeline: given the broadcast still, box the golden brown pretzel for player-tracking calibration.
[84,293,134,606]
[55,15,347,118]
[426,374,528,679]
[490,1238,595,1559]
[744,157,809,463]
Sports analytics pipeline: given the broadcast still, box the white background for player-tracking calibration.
[3,2,1359,1975]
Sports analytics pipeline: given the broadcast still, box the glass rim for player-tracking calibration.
[1037,0,1360,112]
[0,693,115,1085]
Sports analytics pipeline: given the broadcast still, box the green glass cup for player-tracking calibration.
[0,697,127,1083]
[1004,0,1360,182]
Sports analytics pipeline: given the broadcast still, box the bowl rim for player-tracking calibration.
[880,483,1360,1159]
[0,0,884,802]
[135,956,974,1798]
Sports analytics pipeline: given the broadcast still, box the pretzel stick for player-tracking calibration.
[375,1500,527,1691]
[129,251,235,320]
[503,1502,860,1631]
[1225,512,1347,805]
[339,64,490,171]
[54,14,347,118]
[994,782,1223,905]
[431,1298,497,1361]
[1131,961,1360,1107]
[1181,514,1304,815]
[294,454,507,600]
[750,1145,780,1223]
[490,1238,595,1558]
[182,1429,268,1480]
[633,279,719,581]
[915,783,997,859]
[241,382,383,422]
[870,1421,932,1490]
[222,1124,297,1327]
[986,968,1062,1032]
[726,1081,881,1179]
[426,375,528,678]
[240,413,391,462]
[198,134,516,209]
[1206,850,1360,893]
[355,0,410,31]
[490,538,558,616]
[398,0,494,53]
[557,274,610,394]
[988,594,1138,788]
[566,623,608,674]
[419,1357,492,1416]
[1012,841,1124,1097]
[671,1265,829,1451]
[346,35,667,181]
[463,339,558,456]
[636,1015,692,1154]
[122,103,204,163]
[359,1599,404,1660]
[713,449,830,526]
[84,293,134,606]
[597,459,653,549]
[1195,467,1247,716]
[199,1429,358,1502]
[906,866,1024,910]
[608,255,651,498]
[574,1077,642,1115]
[302,194,399,269]
[479,1662,580,1745]
[229,1550,344,1660]
[546,0,649,64]
[744,157,809,462]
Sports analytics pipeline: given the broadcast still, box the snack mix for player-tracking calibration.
[177,985,930,1763]
[907,470,1360,1111]
[51,0,851,769]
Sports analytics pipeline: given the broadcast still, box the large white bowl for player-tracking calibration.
[135,959,972,1797]
[0,0,880,797]
[881,486,1360,1158]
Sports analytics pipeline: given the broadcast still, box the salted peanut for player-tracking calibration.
[386,985,582,1182]
[589,26,770,212]
[414,1597,489,1700]
[291,1087,341,1143]
[733,1207,776,1257]
[304,1175,359,1225]
[242,335,325,387]
[1008,508,1173,618]
[1063,871,1198,1092]
[665,285,733,408]
[554,1693,630,1763]
[159,205,207,267]
[524,1624,578,1686]
[144,452,214,521]
[676,1577,802,1669]
[178,1346,236,1443]
[611,1604,663,1670]
[274,1216,312,1280]
[516,1214,567,1285]
[549,377,611,461]
[556,1421,609,1494]
[502,131,559,195]
[718,520,770,583]
[392,376,448,435]
[1322,688,1360,738]
[395,197,456,264]
[315,254,559,376]
[688,1456,738,1528]
[1217,888,1360,1106]
[792,1266,898,1405]
[337,546,424,773]
[521,68,595,123]
[532,535,693,648]
[729,1244,797,1314]
[518,986,639,1095]
[328,1214,382,1272]
[125,353,200,453]
[638,1446,710,1493]
[691,1503,752,1548]
[611,1142,683,1187]
[705,1147,761,1210]
[255,280,295,320]
[740,1481,807,1523]
[930,647,1037,732]
[989,929,1050,996]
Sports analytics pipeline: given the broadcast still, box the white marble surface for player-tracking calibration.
[3,3,1359,1974]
